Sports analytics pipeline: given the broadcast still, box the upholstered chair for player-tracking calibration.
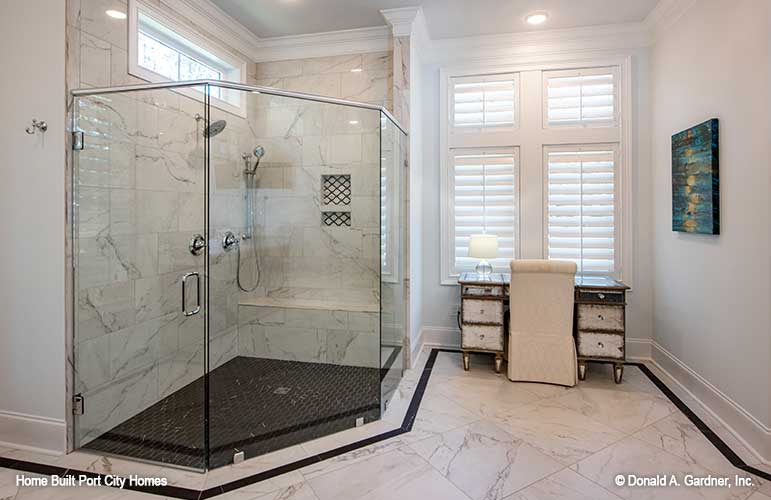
[508,260,578,387]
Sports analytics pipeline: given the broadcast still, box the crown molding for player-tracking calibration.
[422,21,650,64]
[380,6,423,37]
[163,0,262,59]
[642,0,698,42]
[252,26,393,62]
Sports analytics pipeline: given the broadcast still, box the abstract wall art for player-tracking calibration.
[671,118,720,234]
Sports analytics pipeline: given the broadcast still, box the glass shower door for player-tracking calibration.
[72,86,209,470]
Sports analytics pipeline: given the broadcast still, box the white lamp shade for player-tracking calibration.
[468,234,499,259]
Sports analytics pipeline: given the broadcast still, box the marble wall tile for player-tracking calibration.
[341,69,392,103]
[77,280,135,342]
[108,188,135,235]
[256,60,303,79]
[77,138,135,189]
[158,232,204,274]
[135,190,179,233]
[78,0,129,50]
[77,187,110,238]
[79,363,158,444]
[135,271,187,323]
[348,312,379,333]
[158,343,205,398]
[253,326,327,363]
[209,327,237,369]
[284,309,347,330]
[80,31,111,87]
[302,54,363,75]
[302,227,362,259]
[326,330,379,368]
[362,52,393,72]
[284,75,342,98]
[328,135,362,164]
[135,146,201,192]
[75,334,111,392]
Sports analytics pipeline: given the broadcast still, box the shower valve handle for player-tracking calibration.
[223,231,239,251]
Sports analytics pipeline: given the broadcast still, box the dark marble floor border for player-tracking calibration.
[1,351,768,499]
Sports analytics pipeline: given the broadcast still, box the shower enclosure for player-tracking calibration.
[70,80,407,470]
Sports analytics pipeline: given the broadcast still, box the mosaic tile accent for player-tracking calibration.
[322,174,352,206]
[321,211,351,227]
[81,356,380,469]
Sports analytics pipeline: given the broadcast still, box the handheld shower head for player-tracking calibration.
[253,146,265,159]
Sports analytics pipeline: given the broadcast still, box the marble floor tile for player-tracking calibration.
[217,481,319,500]
[632,411,749,475]
[572,436,754,500]
[0,467,19,499]
[506,467,622,500]
[578,365,662,396]
[551,386,677,435]
[300,434,407,480]
[430,375,543,419]
[400,394,480,444]
[204,445,309,491]
[409,419,563,500]
[491,398,626,466]
[430,352,504,381]
[305,447,469,500]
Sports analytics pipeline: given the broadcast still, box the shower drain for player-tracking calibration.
[273,387,292,395]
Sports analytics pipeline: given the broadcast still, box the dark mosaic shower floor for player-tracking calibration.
[82,357,381,470]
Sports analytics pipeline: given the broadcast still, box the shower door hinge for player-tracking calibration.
[73,394,84,415]
[72,131,84,151]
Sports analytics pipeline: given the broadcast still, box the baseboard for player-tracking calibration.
[650,341,771,464]
[625,337,653,361]
[0,410,66,455]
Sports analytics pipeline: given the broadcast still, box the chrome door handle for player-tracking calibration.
[182,272,201,317]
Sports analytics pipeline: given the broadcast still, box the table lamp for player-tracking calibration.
[468,234,498,278]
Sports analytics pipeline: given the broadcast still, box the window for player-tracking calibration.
[449,148,519,275]
[441,62,628,284]
[545,146,617,274]
[544,67,617,128]
[128,0,247,116]
[451,73,519,131]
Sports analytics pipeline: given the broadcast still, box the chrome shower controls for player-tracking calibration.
[189,234,206,256]
[223,231,239,252]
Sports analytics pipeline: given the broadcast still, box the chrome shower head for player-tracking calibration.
[204,120,227,138]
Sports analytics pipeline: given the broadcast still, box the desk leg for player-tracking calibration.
[462,352,470,371]
[614,364,624,384]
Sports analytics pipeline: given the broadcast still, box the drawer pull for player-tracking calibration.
[598,314,605,320]
[598,342,604,348]
[598,293,605,299]
[480,308,485,314]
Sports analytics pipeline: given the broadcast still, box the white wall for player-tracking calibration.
[0,0,67,452]
[651,0,771,459]
[419,46,654,356]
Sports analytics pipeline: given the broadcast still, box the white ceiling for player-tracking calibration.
[210,0,660,39]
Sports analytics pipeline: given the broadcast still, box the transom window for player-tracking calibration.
[128,0,246,116]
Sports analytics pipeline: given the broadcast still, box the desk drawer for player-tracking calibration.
[577,290,625,304]
[462,324,504,351]
[577,304,624,332]
[462,299,503,324]
[462,285,504,297]
[577,332,624,359]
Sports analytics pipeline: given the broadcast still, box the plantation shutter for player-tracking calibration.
[546,147,616,274]
[452,149,518,274]
[452,73,519,130]
[544,68,616,127]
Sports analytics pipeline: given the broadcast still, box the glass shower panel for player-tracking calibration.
[379,114,407,411]
[72,87,208,470]
[208,86,383,467]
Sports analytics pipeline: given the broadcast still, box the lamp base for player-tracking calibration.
[474,259,493,278]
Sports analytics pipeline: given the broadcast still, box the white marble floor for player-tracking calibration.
[1,349,770,500]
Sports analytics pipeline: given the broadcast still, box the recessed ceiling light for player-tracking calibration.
[350,68,363,73]
[105,9,127,19]
[525,12,548,25]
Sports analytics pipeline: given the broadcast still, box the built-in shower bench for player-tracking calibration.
[238,296,379,313]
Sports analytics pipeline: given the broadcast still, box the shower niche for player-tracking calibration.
[71,82,407,470]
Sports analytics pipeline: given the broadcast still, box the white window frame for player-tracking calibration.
[542,66,620,129]
[543,144,620,276]
[128,0,248,117]
[447,147,521,277]
[440,57,633,286]
[449,72,520,133]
